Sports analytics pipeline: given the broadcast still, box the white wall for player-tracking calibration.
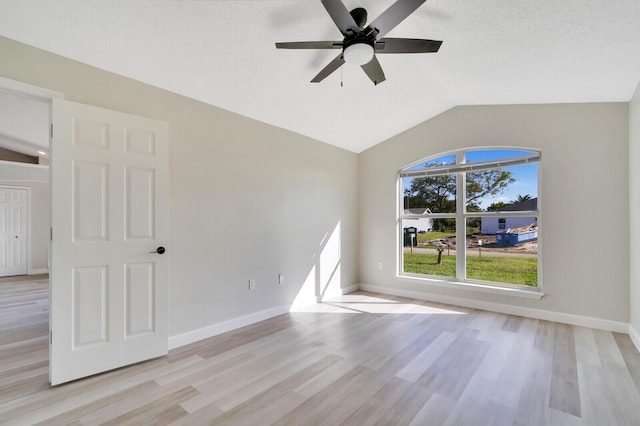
[630,80,640,340]
[0,162,49,273]
[360,103,630,323]
[0,36,359,337]
[0,89,49,154]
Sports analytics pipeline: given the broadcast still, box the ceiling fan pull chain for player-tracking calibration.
[341,65,344,87]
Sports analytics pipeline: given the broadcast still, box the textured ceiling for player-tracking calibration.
[1,0,640,153]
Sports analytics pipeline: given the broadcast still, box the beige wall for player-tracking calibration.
[359,103,630,322]
[630,81,640,335]
[0,36,359,337]
[1,33,635,339]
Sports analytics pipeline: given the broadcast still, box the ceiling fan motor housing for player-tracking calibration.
[350,7,368,28]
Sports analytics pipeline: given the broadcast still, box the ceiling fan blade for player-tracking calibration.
[367,0,426,39]
[311,53,345,83]
[321,0,359,36]
[361,56,386,85]
[276,41,342,50]
[375,38,442,53]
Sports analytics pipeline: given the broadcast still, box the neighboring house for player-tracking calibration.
[402,208,434,233]
[481,198,537,234]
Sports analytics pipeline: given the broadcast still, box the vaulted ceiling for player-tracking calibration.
[1,0,639,153]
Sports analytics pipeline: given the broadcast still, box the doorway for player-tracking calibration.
[0,77,55,278]
[0,78,58,389]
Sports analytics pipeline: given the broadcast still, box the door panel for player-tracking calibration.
[125,262,155,337]
[73,161,109,241]
[125,128,156,156]
[125,166,155,240]
[72,266,108,348]
[50,99,168,385]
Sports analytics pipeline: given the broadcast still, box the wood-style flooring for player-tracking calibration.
[1,275,640,425]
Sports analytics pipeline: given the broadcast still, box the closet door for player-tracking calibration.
[0,187,28,277]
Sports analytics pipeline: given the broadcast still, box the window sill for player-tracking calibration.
[398,273,544,300]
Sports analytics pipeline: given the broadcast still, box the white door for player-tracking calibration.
[0,187,28,277]
[50,99,169,385]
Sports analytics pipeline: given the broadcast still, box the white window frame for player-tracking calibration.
[398,148,542,296]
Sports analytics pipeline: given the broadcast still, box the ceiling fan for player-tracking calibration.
[275,0,442,85]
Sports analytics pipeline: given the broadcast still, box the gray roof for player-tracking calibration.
[498,198,538,212]
[404,208,432,215]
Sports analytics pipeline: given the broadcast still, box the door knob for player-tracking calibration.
[150,246,166,254]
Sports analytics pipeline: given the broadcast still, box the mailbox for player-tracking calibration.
[403,227,417,247]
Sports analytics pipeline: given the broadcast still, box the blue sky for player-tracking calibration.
[403,149,538,210]
[483,163,538,209]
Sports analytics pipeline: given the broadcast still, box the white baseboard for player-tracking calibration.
[322,284,360,299]
[318,285,361,302]
[28,268,48,275]
[168,284,635,352]
[359,283,629,334]
[340,284,360,295]
[168,305,290,350]
[630,324,640,353]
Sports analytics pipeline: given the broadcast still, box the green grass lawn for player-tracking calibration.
[416,231,455,244]
[403,253,538,286]
[404,252,457,277]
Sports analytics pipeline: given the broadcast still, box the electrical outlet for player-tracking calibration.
[249,279,256,290]
[278,273,284,285]
[378,262,383,271]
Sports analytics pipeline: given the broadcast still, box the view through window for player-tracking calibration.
[400,149,540,288]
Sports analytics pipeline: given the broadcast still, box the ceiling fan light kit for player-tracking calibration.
[275,0,442,85]
[343,40,375,65]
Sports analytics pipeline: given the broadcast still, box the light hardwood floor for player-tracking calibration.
[2,275,640,425]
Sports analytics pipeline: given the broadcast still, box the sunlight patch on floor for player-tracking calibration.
[293,292,468,315]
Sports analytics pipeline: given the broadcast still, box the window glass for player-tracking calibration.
[405,153,456,171]
[466,217,538,286]
[465,149,537,164]
[402,174,456,213]
[400,148,540,289]
[403,221,456,279]
[466,163,538,211]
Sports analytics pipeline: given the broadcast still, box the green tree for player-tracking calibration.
[466,169,515,206]
[511,194,532,203]
[407,167,514,212]
[487,201,510,211]
[409,174,456,213]
[403,189,428,210]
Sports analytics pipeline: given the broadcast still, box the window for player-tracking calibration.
[400,148,540,289]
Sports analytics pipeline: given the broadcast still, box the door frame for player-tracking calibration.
[0,185,31,276]
[0,76,64,101]
[0,77,63,383]
[1,77,171,385]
